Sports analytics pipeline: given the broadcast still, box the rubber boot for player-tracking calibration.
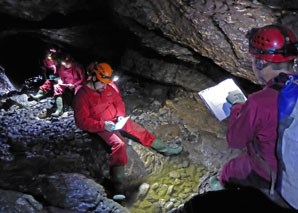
[110,166,126,201]
[30,89,46,101]
[51,96,63,117]
[151,139,183,156]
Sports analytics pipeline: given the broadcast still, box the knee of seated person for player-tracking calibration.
[113,140,126,150]
[119,141,126,149]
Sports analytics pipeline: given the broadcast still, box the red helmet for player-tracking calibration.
[248,25,298,62]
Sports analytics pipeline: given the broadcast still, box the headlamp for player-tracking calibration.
[112,75,119,82]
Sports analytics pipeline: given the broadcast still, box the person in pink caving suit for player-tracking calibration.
[30,48,58,101]
[50,52,85,116]
[31,50,85,117]
[73,62,183,200]
[209,25,298,200]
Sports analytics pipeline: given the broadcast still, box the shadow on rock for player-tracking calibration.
[171,187,293,212]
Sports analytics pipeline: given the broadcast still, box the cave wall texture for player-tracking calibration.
[1,0,298,89]
[1,1,298,211]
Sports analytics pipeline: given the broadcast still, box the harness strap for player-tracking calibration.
[253,73,290,196]
[253,137,276,196]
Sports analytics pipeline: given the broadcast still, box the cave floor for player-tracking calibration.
[123,155,206,212]
[0,75,244,212]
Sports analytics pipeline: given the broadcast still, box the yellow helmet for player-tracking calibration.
[92,63,113,84]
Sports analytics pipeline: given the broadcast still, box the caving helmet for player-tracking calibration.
[47,48,57,61]
[92,63,113,84]
[247,25,298,62]
[49,48,56,53]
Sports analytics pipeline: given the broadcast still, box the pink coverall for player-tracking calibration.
[41,57,56,74]
[220,80,279,185]
[40,62,85,96]
[39,57,57,93]
[73,84,156,166]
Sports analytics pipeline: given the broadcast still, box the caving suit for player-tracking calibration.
[41,57,56,74]
[73,83,156,166]
[220,79,279,187]
[40,62,85,96]
[39,57,57,92]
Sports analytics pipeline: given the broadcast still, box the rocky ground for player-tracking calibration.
[0,73,259,212]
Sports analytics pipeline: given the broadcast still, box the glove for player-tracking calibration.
[222,102,232,117]
[226,90,246,105]
[117,116,124,123]
[104,121,116,132]
[57,78,63,85]
[68,84,75,89]
[209,175,224,191]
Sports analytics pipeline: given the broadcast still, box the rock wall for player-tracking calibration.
[1,0,298,86]
[111,0,277,83]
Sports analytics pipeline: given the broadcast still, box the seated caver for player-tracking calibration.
[73,62,183,200]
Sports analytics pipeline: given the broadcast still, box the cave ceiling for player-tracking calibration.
[1,0,298,84]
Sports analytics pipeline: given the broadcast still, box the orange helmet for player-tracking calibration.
[92,63,113,84]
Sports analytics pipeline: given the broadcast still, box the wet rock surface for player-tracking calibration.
[0,189,44,213]
[0,73,245,212]
[127,158,206,212]
[0,67,16,96]
[31,173,128,212]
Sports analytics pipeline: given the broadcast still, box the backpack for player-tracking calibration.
[276,74,298,210]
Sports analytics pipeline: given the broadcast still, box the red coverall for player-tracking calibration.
[73,84,156,166]
[39,57,57,93]
[220,80,279,185]
[41,57,56,74]
[40,62,85,96]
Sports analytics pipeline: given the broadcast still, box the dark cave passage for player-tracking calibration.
[0,1,129,90]
[0,34,48,89]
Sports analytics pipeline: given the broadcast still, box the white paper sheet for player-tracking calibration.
[115,116,130,130]
[198,79,246,121]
